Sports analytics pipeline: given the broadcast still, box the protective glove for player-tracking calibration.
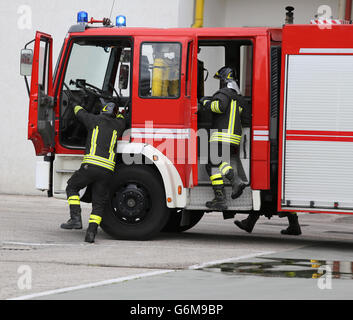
[199,96,211,105]
[198,96,212,113]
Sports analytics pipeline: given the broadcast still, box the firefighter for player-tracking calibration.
[200,66,247,210]
[60,102,126,243]
[234,212,302,235]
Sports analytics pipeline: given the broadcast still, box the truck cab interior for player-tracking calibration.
[58,36,253,187]
[59,37,132,149]
[196,39,253,185]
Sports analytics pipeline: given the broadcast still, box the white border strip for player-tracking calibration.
[253,136,269,141]
[188,251,274,270]
[8,270,175,300]
[132,133,190,139]
[132,128,190,134]
[131,128,191,140]
[300,48,353,54]
[2,241,85,247]
[8,251,274,300]
[253,130,269,141]
[253,130,269,135]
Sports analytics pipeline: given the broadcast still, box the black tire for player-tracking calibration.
[101,165,170,240]
[162,209,204,233]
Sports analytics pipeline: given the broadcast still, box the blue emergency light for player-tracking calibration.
[116,15,126,27]
[77,11,88,23]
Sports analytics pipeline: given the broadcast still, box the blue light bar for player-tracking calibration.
[77,11,88,23]
[116,15,126,27]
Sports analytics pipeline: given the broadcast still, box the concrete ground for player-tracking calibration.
[0,194,353,300]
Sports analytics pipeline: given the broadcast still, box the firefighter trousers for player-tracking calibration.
[66,164,113,226]
[206,142,243,188]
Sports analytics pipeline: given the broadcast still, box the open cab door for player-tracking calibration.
[27,31,55,156]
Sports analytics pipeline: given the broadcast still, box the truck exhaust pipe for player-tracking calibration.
[285,6,294,24]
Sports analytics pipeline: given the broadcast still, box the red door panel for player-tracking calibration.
[28,31,55,156]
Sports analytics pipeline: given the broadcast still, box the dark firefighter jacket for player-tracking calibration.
[74,106,126,172]
[203,87,243,146]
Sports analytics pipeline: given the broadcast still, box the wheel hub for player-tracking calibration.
[112,184,149,224]
[127,198,136,208]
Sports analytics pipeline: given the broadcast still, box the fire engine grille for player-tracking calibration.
[270,46,281,119]
[186,186,252,211]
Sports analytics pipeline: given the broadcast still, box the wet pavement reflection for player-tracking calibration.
[203,257,353,280]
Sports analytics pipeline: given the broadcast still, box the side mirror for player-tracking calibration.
[118,64,129,90]
[20,49,33,76]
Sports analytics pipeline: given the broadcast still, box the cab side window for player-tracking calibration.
[139,42,181,98]
[38,39,50,94]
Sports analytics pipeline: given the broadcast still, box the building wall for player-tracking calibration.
[199,0,341,28]
[223,0,340,27]
[0,0,182,195]
[0,0,348,195]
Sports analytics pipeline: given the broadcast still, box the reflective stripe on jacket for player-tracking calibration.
[75,106,126,171]
[203,88,243,145]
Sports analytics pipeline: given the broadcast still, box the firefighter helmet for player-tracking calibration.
[100,102,118,118]
[214,66,237,81]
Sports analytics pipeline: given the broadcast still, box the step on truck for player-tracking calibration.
[20,10,353,240]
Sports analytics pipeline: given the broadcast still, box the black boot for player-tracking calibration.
[206,187,228,210]
[60,208,82,229]
[281,213,301,235]
[224,169,246,200]
[85,223,98,243]
[234,213,260,233]
[231,181,246,200]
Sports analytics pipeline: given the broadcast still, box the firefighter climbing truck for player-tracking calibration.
[20,12,353,239]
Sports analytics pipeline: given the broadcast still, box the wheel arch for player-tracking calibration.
[116,141,187,208]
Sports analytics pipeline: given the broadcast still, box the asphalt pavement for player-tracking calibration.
[1,194,353,300]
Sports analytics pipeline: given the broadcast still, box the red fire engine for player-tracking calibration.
[20,11,353,240]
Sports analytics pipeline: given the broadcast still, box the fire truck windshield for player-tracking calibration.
[64,43,111,91]
[59,38,132,149]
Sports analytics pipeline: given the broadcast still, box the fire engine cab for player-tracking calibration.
[20,11,353,240]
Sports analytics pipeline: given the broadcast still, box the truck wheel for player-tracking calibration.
[162,209,204,233]
[101,165,170,240]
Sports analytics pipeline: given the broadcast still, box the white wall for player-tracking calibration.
[0,0,182,195]
[178,0,195,27]
[223,0,340,27]
[0,0,348,195]
[199,0,342,28]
